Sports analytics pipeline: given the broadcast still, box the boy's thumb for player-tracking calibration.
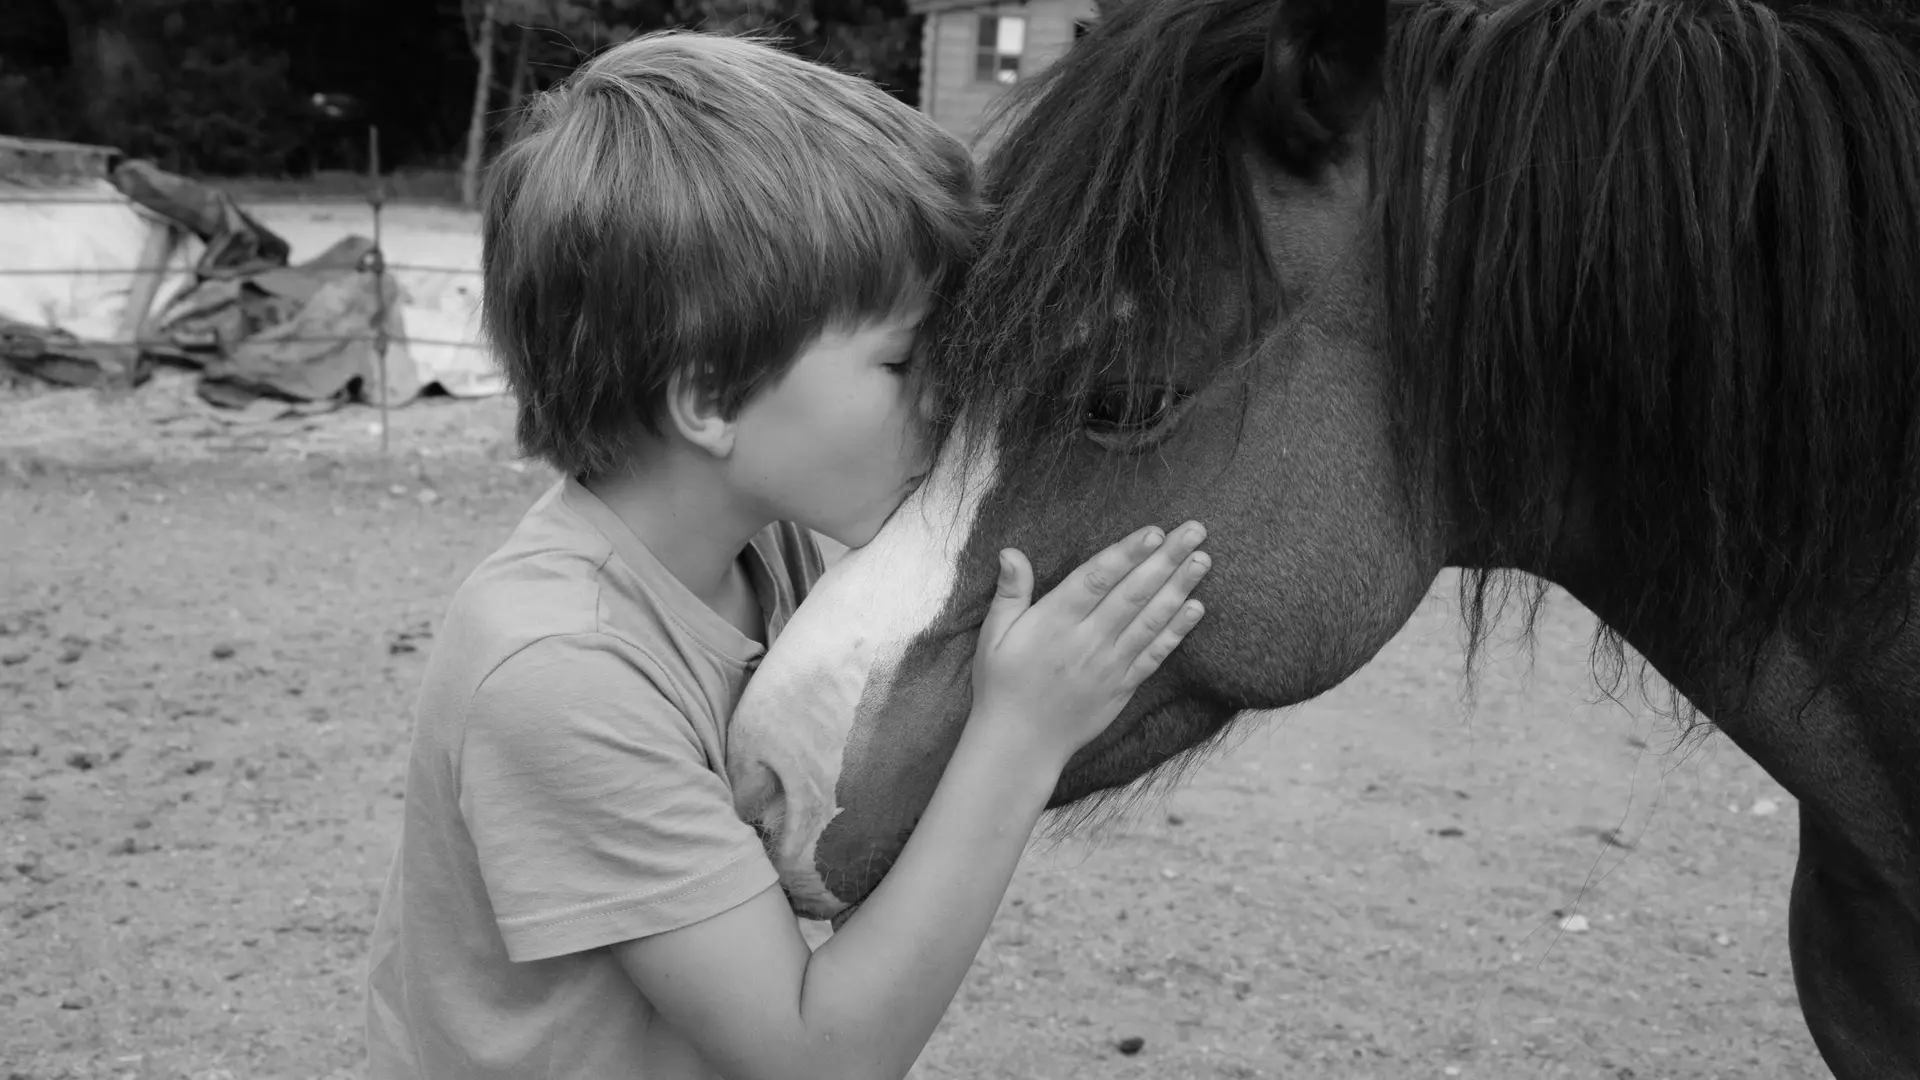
[978,549,1032,648]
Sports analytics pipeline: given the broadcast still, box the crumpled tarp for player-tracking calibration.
[2,153,422,406]
[0,317,143,388]
[155,234,420,408]
[111,159,290,278]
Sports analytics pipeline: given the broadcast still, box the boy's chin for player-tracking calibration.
[809,484,922,552]
[822,519,882,551]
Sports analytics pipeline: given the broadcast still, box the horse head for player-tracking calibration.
[727,0,1440,917]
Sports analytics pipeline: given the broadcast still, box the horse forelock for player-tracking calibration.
[1376,0,1920,694]
[924,0,1282,471]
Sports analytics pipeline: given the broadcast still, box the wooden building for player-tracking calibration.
[907,0,1101,151]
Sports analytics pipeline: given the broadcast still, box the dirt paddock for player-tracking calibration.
[2,371,1824,1078]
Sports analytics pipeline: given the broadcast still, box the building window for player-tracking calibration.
[975,15,1026,84]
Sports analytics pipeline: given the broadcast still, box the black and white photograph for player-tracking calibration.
[4,0,1917,1077]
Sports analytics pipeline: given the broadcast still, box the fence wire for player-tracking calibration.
[0,262,481,277]
[3,188,490,358]
[6,334,488,351]
[4,146,503,453]
[0,193,425,206]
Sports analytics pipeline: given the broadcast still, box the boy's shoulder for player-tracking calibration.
[420,481,657,710]
[449,480,619,649]
[428,479,824,705]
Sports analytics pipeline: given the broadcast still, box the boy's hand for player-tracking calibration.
[970,522,1209,766]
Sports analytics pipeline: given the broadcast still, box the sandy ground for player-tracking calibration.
[1,200,1829,1079]
[0,375,1829,1080]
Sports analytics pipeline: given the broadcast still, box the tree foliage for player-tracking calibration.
[0,0,924,179]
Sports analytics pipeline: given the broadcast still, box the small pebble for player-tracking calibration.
[210,643,236,660]
[1166,813,1185,826]
[1116,1036,1145,1056]
[1559,914,1591,933]
[59,993,91,1010]
[1750,798,1781,817]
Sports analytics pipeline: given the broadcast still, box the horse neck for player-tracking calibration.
[1490,467,1915,773]
[1436,465,1759,706]
[1551,540,1920,914]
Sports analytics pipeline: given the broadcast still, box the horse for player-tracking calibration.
[724,0,1920,1074]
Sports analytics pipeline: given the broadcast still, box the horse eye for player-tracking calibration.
[1083,383,1191,436]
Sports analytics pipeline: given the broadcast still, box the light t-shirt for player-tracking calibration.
[364,476,825,1079]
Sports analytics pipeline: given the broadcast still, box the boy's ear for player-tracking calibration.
[665,372,737,458]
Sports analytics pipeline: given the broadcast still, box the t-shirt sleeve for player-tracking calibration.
[458,633,779,963]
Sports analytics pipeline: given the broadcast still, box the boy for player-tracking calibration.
[363,30,1211,1080]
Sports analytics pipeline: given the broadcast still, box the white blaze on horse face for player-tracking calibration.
[1065,293,1138,350]
[726,423,999,917]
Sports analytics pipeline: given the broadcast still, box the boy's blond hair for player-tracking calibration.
[482,31,977,479]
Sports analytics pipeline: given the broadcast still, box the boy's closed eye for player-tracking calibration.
[883,343,921,377]
[883,316,927,373]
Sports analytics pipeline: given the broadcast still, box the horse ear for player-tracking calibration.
[1245,0,1388,173]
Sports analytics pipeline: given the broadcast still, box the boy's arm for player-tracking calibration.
[615,714,1055,1080]
[619,522,1211,1080]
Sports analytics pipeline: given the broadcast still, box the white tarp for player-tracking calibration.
[0,178,203,344]
[248,204,503,399]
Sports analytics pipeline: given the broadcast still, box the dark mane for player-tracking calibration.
[927,0,1279,450]
[938,0,1920,697]
[1377,0,1920,689]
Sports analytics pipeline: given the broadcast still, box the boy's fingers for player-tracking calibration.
[1112,549,1210,657]
[1091,522,1206,631]
[1050,526,1172,620]
[1124,600,1205,689]
[978,549,1033,651]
